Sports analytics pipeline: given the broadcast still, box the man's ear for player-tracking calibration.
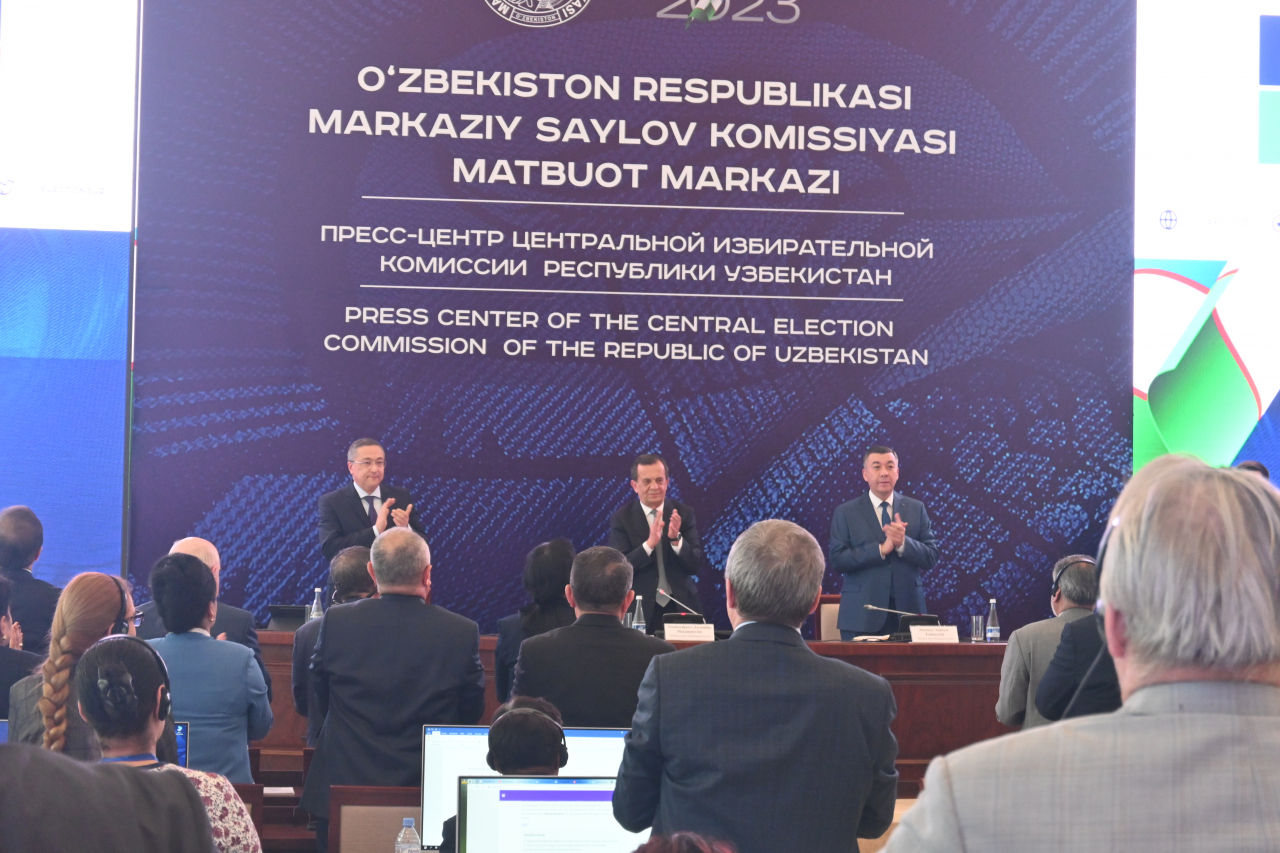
[367,561,377,586]
[564,585,578,609]
[1104,607,1127,661]
[621,589,635,613]
[807,588,822,616]
[154,685,166,722]
[725,577,737,610]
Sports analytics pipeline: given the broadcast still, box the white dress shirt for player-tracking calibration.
[869,491,905,557]
[354,482,383,535]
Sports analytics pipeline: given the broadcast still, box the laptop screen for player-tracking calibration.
[458,776,648,853]
[0,720,7,742]
[173,722,189,768]
[419,726,628,848]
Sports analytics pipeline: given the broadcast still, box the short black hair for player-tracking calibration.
[346,438,385,463]
[75,636,167,741]
[489,697,565,772]
[0,506,44,572]
[329,546,375,603]
[0,575,12,618]
[862,446,897,466]
[570,546,633,611]
[630,453,668,481]
[1237,460,1271,480]
[150,553,217,634]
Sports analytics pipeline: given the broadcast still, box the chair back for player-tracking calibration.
[329,786,420,853]
[232,783,265,836]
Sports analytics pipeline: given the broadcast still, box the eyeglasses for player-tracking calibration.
[351,459,386,468]
[131,612,144,628]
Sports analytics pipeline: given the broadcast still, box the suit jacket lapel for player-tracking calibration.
[859,495,886,542]
[345,484,371,528]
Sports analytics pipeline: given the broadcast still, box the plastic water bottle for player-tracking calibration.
[631,595,646,633]
[309,588,324,622]
[986,599,1001,642]
[394,817,420,853]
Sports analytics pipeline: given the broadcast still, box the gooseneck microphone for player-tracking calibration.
[657,589,703,616]
[863,603,932,617]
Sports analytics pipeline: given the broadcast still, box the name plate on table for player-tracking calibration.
[664,623,716,643]
[909,625,960,643]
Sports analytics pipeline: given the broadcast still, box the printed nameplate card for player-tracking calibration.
[664,624,716,643]
[909,625,960,643]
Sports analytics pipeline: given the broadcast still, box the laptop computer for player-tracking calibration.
[419,726,628,848]
[457,776,648,853]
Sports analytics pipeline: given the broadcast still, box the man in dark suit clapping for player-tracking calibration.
[512,545,674,728]
[613,520,899,853]
[608,454,704,632]
[300,527,484,852]
[829,445,939,638]
[317,438,425,561]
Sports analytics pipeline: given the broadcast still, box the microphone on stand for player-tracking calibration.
[657,589,703,618]
[863,603,934,617]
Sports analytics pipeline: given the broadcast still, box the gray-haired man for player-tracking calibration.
[887,455,1280,853]
[613,520,898,853]
[995,555,1098,729]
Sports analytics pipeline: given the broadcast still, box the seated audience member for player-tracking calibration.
[613,520,898,853]
[495,539,576,702]
[1034,607,1121,721]
[0,576,41,718]
[1236,459,1271,481]
[0,505,61,657]
[887,455,1280,852]
[512,545,674,727]
[76,635,262,853]
[147,554,272,783]
[996,555,1098,729]
[300,528,485,853]
[633,834,738,853]
[292,546,374,747]
[439,696,567,853]
[0,742,215,853]
[137,537,271,700]
[9,572,178,764]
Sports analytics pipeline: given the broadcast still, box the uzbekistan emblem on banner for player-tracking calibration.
[486,0,591,28]
[687,0,724,26]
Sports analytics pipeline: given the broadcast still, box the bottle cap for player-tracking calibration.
[403,818,414,827]
[989,598,996,603]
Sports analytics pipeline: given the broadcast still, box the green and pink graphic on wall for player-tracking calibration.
[1134,260,1267,469]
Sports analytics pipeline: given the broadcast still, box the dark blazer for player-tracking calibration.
[291,616,323,746]
[317,483,425,561]
[512,613,676,728]
[607,499,703,626]
[0,567,61,658]
[136,599,272,701]
[299,594,485,818]
[0,743,215,853]
[495,614,523,703]
[0,646,40,718]
[1035,612,1122,721]
[613,622,898,853]
[829,492,939,633]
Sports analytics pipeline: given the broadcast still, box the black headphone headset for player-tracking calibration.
[1050,557,1097,597]
[110,576,131,636]
[94,634,173,722]
[486,708,569,770]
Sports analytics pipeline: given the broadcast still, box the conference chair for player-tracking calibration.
[232,783,265,837]
[329,786,420,853]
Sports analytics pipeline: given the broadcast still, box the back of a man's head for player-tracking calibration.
[329,546,375,602]
[168,538,219,573]
[725,520,824,628]
[370,527,430,588]
[0,506,43,573]
[1052,555,1098,607]
[1104,455,1280,673]
[569,546,633,613]
[150,553,217,634]
[488,697,566,774]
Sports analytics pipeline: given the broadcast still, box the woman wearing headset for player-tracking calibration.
[6,571,177,763]
[77,634,262,853]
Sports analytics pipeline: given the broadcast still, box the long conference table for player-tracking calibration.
[253,631,1010,796]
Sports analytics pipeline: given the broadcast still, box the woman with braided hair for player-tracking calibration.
[7,572,178,763]
[77,635,262,853]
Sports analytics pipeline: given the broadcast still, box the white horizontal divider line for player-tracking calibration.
[362,195,904,217]
[360,283,903,302]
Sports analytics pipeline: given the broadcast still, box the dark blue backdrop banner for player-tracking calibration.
[130,0,1134,633]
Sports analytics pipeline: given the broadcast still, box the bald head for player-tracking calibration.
[169,537,220,582]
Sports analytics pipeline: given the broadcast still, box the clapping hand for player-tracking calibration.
[391,502,415,528]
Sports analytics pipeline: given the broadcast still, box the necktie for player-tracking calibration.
[880,501,892,527]
[651,508,671,606]
[365,495,378,526]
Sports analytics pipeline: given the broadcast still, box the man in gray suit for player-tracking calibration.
[995,555,1097,729]
[613,520,898,853]
[886,455,1280,853]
